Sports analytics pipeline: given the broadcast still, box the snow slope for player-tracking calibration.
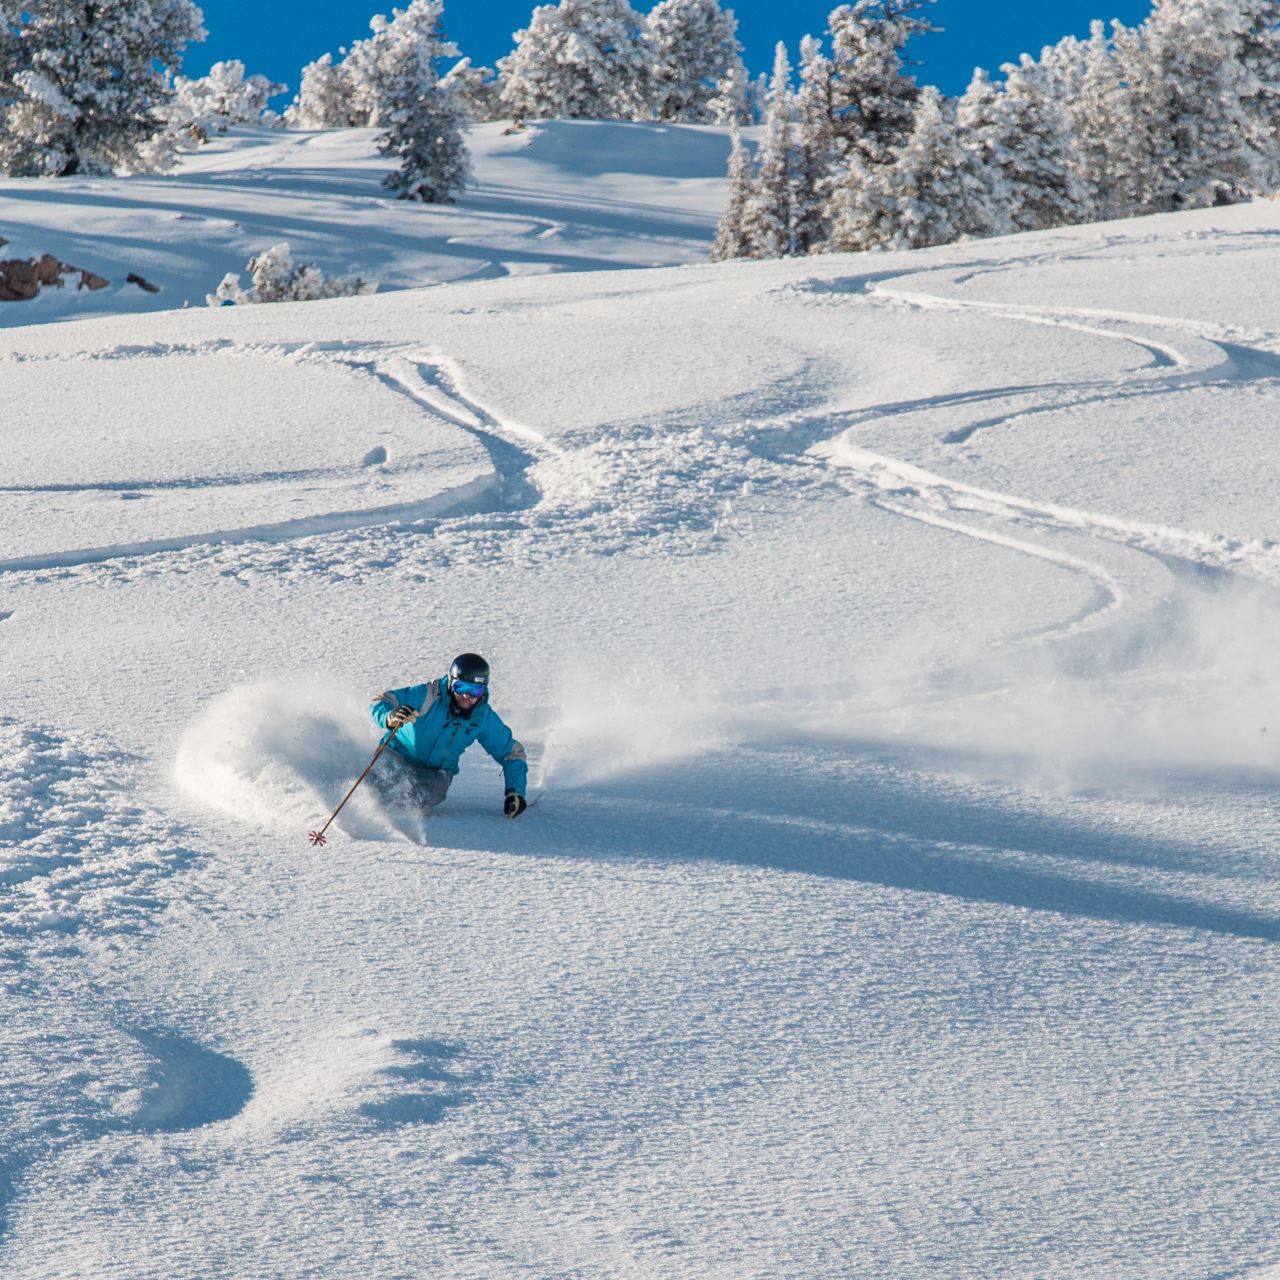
[0,120,734,326]
[5,129,1280,1278]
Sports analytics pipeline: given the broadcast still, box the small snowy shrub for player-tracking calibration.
[207,243,377,305]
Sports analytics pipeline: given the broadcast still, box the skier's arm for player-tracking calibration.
[370,683,426,730]
[478,710,529,796]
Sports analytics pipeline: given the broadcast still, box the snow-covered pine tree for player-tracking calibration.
[825,0,939,168]
[0,1,18,82]
[710,125,757,259]
[830,84,1002,251]
[1046,21,1140,220]
[497,0,652,121]
[342,11,412,125]
[0,0,205,176]
[209,242,377,304]
[744,41,798,258]
[646,0,745,123]
[1238,0,1280,189]
[793,34,838,254]
[889,86,1004,246]
[1116,0,1265,210]
[707,58,750,124]
[954,66,1001,166]
[344,0,471,203]
[284,53,364,128]
[170,60,285,133]
[963,55,1089,232]
[442,56,501,121]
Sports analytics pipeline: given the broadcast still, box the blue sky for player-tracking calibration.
[190,0,1155,101]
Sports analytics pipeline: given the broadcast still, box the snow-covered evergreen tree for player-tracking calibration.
[342,10,415,126]
[0,1,19,83]
[710,125,757,259]
[954,66,1001,159]
[961,55,1088,232]
[0,0,206,176]
[342,0,471,202]
[890,86,1004,246]
[169,60,285,133]
[285,53,364,128]
[707,58,750,124]
[825,0,938,167]
[1238,0,1280,188]
[792,34,838,254]
[1047,21,1139,220]
[1116,0,1265,210]
[831,85,1003,251]
[744,42,798,258]
[646,0,745,123]
[209,242,377,304]
[284,54,356,128]
[497,0,651,121]
[442,56,501,121]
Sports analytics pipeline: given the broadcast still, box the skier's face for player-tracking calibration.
[451,677,487,709]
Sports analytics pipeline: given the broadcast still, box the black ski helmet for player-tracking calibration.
[448,653,490,696]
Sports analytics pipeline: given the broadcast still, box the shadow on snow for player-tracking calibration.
[419,749,1280,945]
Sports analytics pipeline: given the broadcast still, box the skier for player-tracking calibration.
[370,653,528,818]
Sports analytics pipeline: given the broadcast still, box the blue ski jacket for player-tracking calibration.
[370,678,528,796]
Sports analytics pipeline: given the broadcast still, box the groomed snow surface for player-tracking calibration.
[4,126,1280,1278]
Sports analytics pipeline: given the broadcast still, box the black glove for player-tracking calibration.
[504,790,527,819]
[386,704,417,730]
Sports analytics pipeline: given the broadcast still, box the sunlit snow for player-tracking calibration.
[4,123,1280,1279]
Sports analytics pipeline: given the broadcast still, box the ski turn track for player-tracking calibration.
[0,340,540,581]
[806,271,1280,624]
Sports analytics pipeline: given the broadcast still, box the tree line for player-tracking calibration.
[714,0,1280,258]
[0,0,1276,247]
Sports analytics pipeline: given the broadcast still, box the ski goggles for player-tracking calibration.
[451,679,488,698]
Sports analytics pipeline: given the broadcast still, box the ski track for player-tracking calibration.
[774,259,1280,659]
[0,341,516,579]
[0,338,807,587]
[10,249,1276,625]
[13,271,1272,643]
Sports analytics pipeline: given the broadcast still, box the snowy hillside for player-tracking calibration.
[0,120,734,325]
[6,128,1280,1278]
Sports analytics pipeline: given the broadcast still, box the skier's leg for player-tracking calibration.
[370,751,416,806]
[372,754,451,809]
[411,767,452,810]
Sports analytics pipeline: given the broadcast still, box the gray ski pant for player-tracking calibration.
[372,750,453,811]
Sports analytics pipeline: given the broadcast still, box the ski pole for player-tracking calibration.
[308,730,395,847]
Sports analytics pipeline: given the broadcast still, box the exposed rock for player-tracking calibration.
[34,254,65,286]
[0,259,41,301]
[0,253,113,300]
[126,272,160,294]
